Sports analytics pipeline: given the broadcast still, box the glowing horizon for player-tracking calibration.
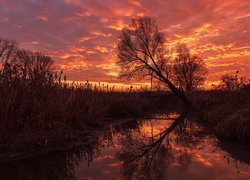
[0,0,249,86]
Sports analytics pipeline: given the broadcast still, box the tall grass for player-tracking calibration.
[0,75,158,144]
[0,46,158,145]
[0,37,175,148]
[188,88,250,142]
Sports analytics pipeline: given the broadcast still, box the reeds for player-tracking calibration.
[0,77,155,144]
[188,88,250,142]
[0,58,157,145]
[0,37,169,146]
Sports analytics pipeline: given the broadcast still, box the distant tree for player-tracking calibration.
[0,37,18,64]
[16,49,54,82]
[0,37,56,85]
[117,17,188,104]
[218,71,250,91]
[0,38,19,84]
[173,44,207,91]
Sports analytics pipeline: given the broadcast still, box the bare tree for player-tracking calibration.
[0,38,20,84]
[0,37,61,87]
[173,44,207,91]
[0,37,18,64]
[117,17,188,104]
[218,71,250,91]
[16,49,54,81]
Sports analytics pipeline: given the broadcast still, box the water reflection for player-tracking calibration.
[0,111,250,180]
[0,140,101,180]
[116,112,213,179]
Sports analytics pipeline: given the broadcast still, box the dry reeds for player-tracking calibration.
[0,43,154,145]
[188,88,250,142]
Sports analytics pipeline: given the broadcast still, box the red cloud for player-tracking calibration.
[0,0,249,84]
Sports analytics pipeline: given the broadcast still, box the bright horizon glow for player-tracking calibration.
[65,80,154,91]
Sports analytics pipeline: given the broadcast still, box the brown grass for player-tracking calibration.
[0,39,172,147]
[0,76,161,144]
[188,89,250,142]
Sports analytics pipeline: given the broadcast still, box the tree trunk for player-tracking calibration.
[161,75,189,107]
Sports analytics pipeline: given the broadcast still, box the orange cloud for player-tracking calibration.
[1,0,249,85]
[95,46,108,53]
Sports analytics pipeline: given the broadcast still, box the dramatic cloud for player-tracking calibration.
[0,0,249,85]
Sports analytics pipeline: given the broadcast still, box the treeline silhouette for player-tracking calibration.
[0,37,167,145]
[117,16,250,143]
[188,71,250,142]
[1,16,250,148]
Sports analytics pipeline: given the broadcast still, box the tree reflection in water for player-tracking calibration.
[116,112,212,180]
[0,139,101,180]
[1,111,248,180]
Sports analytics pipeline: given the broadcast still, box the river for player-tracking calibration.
[0,112,250,180]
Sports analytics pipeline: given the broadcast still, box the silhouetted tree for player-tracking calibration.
[173,44,207,91]
[0,37,56,85]
[117,17,188,104]
[0,38,20,84]
[218,71,250,91]
[16,49,54,82]
[0,37,18,63]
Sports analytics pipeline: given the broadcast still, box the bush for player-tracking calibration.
[188,88,250,142]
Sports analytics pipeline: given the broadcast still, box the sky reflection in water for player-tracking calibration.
[1,113,250,180]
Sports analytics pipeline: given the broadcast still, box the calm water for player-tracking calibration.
[0,112,250,180]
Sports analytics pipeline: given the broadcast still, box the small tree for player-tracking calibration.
[0,38,19,84]
[17,49,54,82]
[173,44,207,91]
[218,71,250,91]
[0,37,56,85]
[0,37,18,64]
[117,17,188,104]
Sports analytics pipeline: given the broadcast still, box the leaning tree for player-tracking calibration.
[117,17,188,104]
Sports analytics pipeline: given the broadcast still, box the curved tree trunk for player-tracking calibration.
[156,71,190,107]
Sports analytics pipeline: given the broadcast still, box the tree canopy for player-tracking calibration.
[117,17,207,104]
[173,44,207,91]
[117,17,187,102]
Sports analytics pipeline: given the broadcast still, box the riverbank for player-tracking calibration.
[0,117,133,162]
[1,73,185,147]
[0,80,169,145]
[0,83,185,162]
[189,88,250,143]
[1,89,249,163]
[0,105,182,163]
[1,75,250,161]
[1,109,249,180]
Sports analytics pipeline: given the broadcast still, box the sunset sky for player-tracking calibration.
[0,0,249,86]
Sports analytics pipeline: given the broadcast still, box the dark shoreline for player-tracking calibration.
[1,89,250,162]
[1,109,250,163]
[189,89,250,143]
